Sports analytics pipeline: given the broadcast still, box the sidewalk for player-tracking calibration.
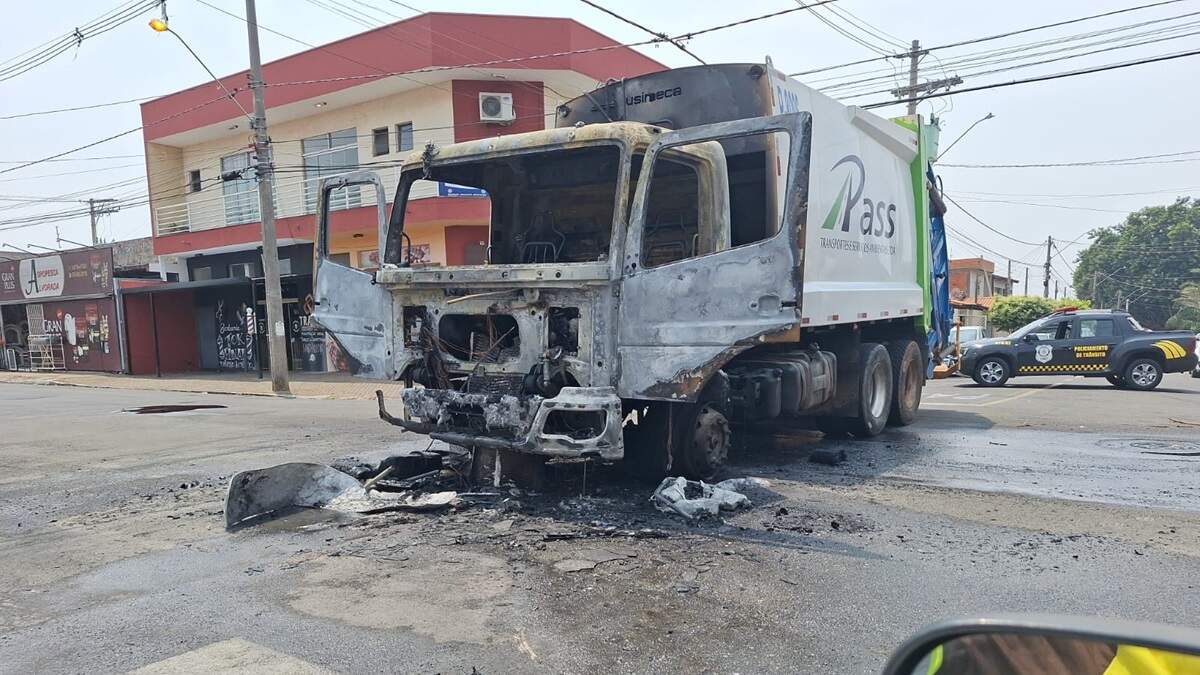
[0,370,405,400]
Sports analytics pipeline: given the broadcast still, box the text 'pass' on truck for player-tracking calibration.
[311,60,954,479]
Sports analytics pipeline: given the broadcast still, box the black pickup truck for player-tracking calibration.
[959,308,1198,390]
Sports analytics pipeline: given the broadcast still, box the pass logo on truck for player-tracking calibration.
[819,155,899,254]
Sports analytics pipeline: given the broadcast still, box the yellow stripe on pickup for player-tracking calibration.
[1154,340,1188,359]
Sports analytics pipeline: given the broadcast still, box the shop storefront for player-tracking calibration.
[1,249,122,372]
[121,244,332,375]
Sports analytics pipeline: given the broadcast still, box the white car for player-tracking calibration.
[942,325,987,368]
[1194,333,1200,378]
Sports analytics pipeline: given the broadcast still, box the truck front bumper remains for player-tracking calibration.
[378,387,624,460]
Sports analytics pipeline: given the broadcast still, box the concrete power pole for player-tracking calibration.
[1043,236,1053,298]
[906,40,920,116]
[85,198,119,245]
[244,0,290,395]
[892,40,962,116]
[1006,259,1012,296]
[1093,270,1100,308]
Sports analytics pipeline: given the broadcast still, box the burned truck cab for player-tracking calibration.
[313,112,814,478]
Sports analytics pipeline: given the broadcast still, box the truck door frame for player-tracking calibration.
[616,113,812,401]
[311,171,395,379]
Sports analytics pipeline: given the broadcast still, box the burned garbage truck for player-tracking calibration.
[312,61,952,479]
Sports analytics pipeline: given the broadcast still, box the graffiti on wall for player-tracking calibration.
[215,299,255,371]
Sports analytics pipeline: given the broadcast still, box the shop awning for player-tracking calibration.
[118,277,252,295]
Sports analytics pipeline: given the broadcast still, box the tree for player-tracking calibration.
[1073,198,1200,328]
[1166,283,1200,332]
[987,297,1091,332]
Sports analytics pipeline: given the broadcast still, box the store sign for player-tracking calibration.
[18,255,65,298]
[437,182,489,198]
[0,249,113,303]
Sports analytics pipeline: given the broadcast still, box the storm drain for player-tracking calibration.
[123,404,228,414]
[1097,438,1200,456]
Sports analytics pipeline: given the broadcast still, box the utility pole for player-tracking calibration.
[1006,259,1012,296]
[1093,270,1100,308]
[906,40,920,117]
[892,40,962,116]
[1054,279,1059,299]
[1024,267,1029,297]
[85,198,119,245]
[244,0,290,395]
[1043,236,1053,298]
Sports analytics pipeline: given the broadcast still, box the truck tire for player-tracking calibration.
[817,343,892,438]
[1122,357,1163,391]
[972,356,1010,387]
[886,340,923,426]
[672,401,730,481]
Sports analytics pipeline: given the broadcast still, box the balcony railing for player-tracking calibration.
[153,165,419,236]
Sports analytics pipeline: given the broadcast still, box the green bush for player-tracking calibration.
[987,297,1091,332]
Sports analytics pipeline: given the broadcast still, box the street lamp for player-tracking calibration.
[147,19,250,120]
[936,112,995,162]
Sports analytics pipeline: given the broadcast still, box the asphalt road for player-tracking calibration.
[1,373,1199,674]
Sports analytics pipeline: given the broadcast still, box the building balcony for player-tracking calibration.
[152,165,427,237]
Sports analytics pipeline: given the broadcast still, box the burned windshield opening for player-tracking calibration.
[386,145,621,266]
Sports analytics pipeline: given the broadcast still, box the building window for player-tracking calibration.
[187,169,202,194]
[192,266,212,281]
[371,127,389,156]
[397,122,414,152]
[329,252,352,267]
[229,262,256,278]
[278,257,292,275]
[302,128,361,213]
[221,152,259,225]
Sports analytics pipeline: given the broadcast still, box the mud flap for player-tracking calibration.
[311,171,395,379]
[224,462,366,530]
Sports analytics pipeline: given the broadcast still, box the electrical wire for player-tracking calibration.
[578,0,705,64]
[944,194,1043,246]
[788,0,1190,77]
[863,46,1200,109]
[942,149,1200,169]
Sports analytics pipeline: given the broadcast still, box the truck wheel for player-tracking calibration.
[672,402,730,481]
[1105,374,1127,388]
[886,340,923,426]
[1123,358,1163,391]
[818,343,892,438]
[972,357,1010,387]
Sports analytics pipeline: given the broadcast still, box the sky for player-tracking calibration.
[2,0,1197,297]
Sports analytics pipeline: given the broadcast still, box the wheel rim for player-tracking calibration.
[690,404,730,473]
[979,360,1005,383]
[901,357,921,409]
[1130,363,1159,387]
[866,363,888,418]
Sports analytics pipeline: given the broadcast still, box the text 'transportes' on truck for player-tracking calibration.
[310,60,956,480]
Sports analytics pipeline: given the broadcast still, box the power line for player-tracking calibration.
[864,45,1200,109]
[943,194,1043,246]
[942,149,1200,169]
[578,0,705,64]
[788,0,1190,77]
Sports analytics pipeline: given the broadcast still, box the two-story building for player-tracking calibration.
[949,257,1021,332]
[137,12,662,374]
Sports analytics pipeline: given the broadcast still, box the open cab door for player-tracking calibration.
[312,171,395,379]
[617,113,812,401]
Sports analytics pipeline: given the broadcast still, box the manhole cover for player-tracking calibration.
[1097,438,1200,455]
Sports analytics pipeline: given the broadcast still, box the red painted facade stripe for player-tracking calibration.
[140,13,663,141]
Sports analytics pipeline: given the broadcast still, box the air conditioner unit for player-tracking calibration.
[478,92,515,123]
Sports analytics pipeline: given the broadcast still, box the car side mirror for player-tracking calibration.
[883,616,1200,675]
[1022,334,1038,343]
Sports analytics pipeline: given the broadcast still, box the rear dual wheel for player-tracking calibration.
[817,343,893,438]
